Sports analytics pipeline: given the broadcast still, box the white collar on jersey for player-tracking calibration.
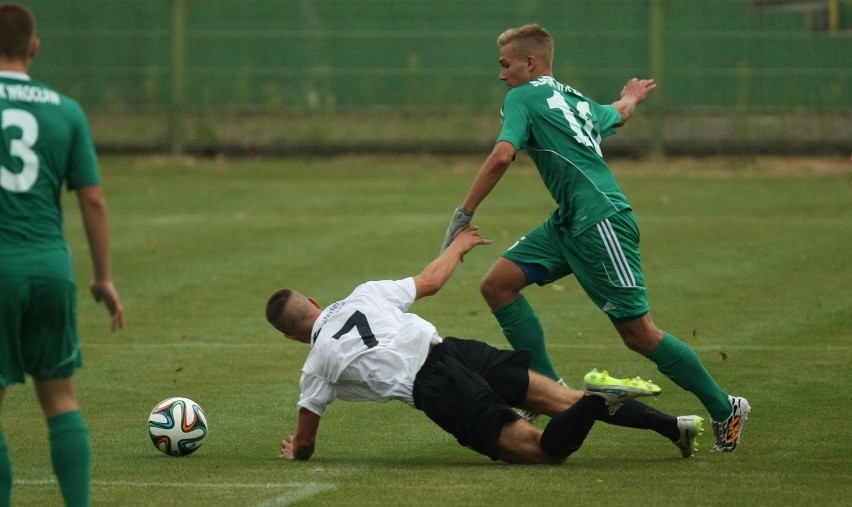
[0,71,31,81]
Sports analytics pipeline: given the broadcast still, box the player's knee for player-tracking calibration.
[617,325,663,355]
[479,274,513,307]
[622,336,651,355]
[479,275,497,301]
[614,314,663,354]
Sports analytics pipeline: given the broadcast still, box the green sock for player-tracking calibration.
[0,427,11,507]
[48,411,91,507]
[493,296,560,380]
[648,332,731,421]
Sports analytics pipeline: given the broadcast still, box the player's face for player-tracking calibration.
[498,42,531,89]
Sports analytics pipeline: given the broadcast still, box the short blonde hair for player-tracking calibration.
[497,24,554,67]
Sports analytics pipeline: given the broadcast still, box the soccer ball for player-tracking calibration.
[147,397,208,457]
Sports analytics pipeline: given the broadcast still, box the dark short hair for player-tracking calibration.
[0,3,36,60]
[265,288,295,333]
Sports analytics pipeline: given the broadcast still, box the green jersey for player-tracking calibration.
[497,76,629,236]
[0,72,100,279]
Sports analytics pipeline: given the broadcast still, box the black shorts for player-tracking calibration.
[412,337,531,460]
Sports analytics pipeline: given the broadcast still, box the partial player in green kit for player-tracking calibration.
[440,23,750,453]
[0,3,124,506]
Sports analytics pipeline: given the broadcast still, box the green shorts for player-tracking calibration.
[502,210,649,321]
[0,275,82,387]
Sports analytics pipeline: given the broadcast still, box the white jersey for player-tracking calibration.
[297,277,442,416]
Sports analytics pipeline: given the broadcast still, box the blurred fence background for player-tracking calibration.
[22,0,852,156]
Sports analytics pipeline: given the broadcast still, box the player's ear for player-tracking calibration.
[29,38,40,59]
[308,297,320,309]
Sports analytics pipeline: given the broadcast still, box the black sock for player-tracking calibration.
[539,397,681,457]
[539,396,599,457]
[588,397,680,441]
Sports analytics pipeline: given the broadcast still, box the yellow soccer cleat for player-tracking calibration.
[583,368,662,414]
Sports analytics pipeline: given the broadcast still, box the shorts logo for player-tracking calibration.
[602,301,617,311]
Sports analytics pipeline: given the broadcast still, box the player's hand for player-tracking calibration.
[280,435,296,460]
[620,77,656,104]
[90,279,124,332]
[449,225,492,261]
[440,207,473,253]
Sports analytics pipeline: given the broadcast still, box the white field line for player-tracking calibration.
[14,479,334,506]
[83,342,284,348]
[253,483,335,507]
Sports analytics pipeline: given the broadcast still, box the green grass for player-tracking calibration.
[4,154,851,506]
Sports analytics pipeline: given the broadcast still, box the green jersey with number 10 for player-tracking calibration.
[0,72,100,279]
[497,76,630,237]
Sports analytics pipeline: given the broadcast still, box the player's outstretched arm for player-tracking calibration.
[612,77,656,126]
[417,226,491,300]
[440,141,515,252]
[281,408,321,460]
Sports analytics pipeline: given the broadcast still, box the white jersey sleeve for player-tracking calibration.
[296,277,441,416]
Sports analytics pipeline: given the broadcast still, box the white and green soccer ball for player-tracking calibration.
[147,397,208,457]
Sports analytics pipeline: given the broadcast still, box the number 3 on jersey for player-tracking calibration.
[1,108,40,193]
[546,91,603,157]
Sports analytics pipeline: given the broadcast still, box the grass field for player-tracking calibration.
[4,154,851,506]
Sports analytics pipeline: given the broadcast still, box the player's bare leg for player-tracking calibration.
[480,257,527,310]
[482,258,561,381]
[518,371,582,416]
[33,377,79,418]
[613,312,663,355]
[494,420,564,464]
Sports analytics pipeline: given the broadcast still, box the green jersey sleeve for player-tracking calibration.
[497,89,531,150]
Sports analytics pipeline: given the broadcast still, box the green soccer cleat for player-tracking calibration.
[674,415,704,458]
[583,368,662,414]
